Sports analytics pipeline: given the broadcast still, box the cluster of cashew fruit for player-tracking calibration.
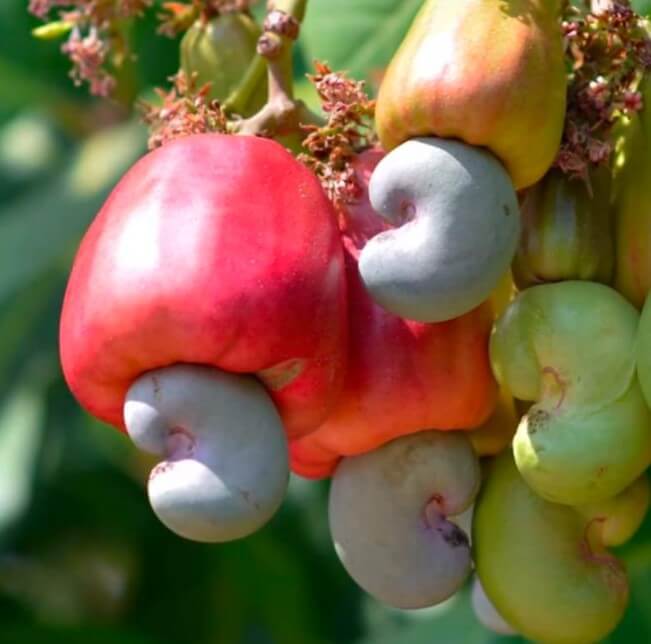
[58,1,651,642]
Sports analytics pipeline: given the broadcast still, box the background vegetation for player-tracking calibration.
[3,1,651,642]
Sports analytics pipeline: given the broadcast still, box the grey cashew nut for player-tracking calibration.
[361,137,520,322]
[329,431,480,609]
[124,364,289,543]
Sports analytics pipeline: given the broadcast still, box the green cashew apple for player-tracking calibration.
[513,167,613,289]
[474,452,631,644]
[491,281,651,505]
[471,577,517,637]
[577,474,650,548]
[636,291,651,407]
[329,431,480,609]
[180,12,266,116]
[614,75,651,309]
[361,137,520,322]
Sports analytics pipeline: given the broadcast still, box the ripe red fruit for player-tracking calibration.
[60,133,348,439]
[290,149,497,478]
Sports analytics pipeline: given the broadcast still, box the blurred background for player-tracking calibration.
[3,0,651,642]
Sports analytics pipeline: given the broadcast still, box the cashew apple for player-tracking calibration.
[469,388,518,457]
[577,474,650,548]
[290,149,496,480]
[474,452,633,644]
[513,167,613,288]
[614,75,651,308]
[491,281,651,505]
[361,137,520,323]
[471,577,517,636]
[375,0,566,189]
[59,134,348,541]
[329,432,479,609]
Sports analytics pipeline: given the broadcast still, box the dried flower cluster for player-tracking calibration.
[158,0,258,37]
[558,0,651,180]
[140,71,229,149]
[299,63,377,208]
[29,0,153,97]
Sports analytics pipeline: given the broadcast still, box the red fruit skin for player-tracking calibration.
[290,149,497,478]
[60,134,347,438]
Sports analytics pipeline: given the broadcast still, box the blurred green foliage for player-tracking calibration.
[2,1,651,643]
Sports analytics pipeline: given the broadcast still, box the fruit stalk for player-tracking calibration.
[233,0,322,140]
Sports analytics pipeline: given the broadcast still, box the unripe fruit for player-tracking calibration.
[375,0,566,189]
[125,365,288,542]
[329,432,479,609]
[513,167,614,288]
[614,75,651,308]
[469,388,517,457]
[491,281,651,505]
[362,137,520,323]
[471,577,517,637]
[577,474,650,548]
[180,13,266,116]
[474,452,630,644]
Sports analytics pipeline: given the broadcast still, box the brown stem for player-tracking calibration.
[232,0,323,141]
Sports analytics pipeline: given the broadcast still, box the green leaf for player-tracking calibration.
[300,0,422,87]
[632,1,651,18]
[0,625,158,644]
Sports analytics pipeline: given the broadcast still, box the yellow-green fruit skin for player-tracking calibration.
[491,281,651,505]
[474,452,629,644]
[637,291,651,407]
[577,475,650,548]
[513,167,614,288]
[614,76,651,309]
[375,0,566,189]
[180,14,266,116]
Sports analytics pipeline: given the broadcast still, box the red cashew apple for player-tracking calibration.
[290,149,497,479]
[60,134,348,541]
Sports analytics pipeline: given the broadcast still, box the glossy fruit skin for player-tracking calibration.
[469,388,517,457]
[474,452,629,644]
[180,13,266,116]
[290,150,497,479]
[60,134,347,439]
[491,281,651,505]
[513,167,614,288]
[375,0,566,190]
[614,76,651,309]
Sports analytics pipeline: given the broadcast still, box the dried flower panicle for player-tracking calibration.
[29,0,153,97]
[558,0,651,181]
[158,0,258,37]
[141,70,229,149]
[299,62,377,208]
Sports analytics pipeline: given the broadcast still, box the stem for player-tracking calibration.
[232,0,323,141]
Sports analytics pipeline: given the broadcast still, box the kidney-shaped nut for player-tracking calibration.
[360,137,520,323]
[125,364,289,543]
[329,431,480,609]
